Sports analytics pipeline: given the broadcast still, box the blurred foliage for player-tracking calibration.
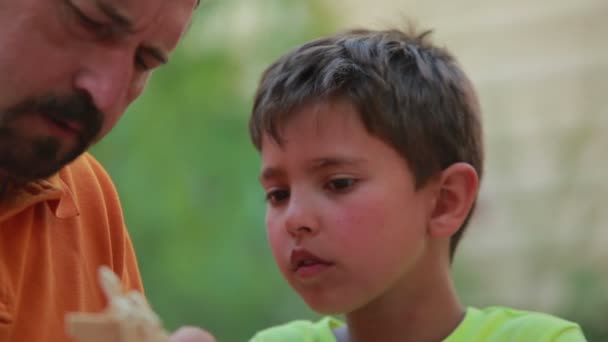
[91,0,606,341]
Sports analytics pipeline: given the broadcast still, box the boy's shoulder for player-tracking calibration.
[249,307,585,342]
[446,306,586,341]
[249,316,343,342]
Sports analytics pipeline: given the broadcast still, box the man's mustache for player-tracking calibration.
[6,91,103,144]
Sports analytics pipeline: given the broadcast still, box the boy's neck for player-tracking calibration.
[343,252,463,342]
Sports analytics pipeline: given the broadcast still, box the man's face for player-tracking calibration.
[0,0,197,183]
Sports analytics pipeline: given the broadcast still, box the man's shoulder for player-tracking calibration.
[446,306,586,341]
[250,317,342,342]
[58,153,114,189]
[60,152,107,178]
[57,152,122,207]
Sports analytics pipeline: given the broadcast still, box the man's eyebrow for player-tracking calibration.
[95,0,134,32]
[94,0,169,65]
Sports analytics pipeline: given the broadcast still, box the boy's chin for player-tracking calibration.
[298,293,355,316]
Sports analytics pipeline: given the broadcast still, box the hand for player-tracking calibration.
[67,266,172,342]
[170,326,217,342]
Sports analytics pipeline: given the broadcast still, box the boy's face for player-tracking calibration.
[259,98,437,314]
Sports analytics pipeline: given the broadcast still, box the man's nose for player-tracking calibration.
[73,48,134,116]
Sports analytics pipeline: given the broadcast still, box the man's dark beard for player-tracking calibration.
[0,91,103,184]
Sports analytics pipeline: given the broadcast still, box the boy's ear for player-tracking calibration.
[428,163,479,238]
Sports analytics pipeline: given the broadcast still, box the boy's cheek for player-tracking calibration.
[332,198,387,230]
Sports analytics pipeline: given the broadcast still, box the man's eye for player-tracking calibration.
[265,189,290,205]
[135,54,150,71]
[326,178,356,192]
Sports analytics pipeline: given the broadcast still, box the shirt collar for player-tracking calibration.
[0,173,80,223]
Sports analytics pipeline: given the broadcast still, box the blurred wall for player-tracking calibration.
[328,0,608,337]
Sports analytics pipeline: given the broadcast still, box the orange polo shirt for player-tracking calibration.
[0,153,143,341]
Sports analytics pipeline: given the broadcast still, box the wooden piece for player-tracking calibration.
[66,266,170,342]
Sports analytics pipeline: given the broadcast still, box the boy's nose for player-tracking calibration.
[284,198,319,238]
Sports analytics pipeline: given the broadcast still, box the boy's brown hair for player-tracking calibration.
[249,26,483,260]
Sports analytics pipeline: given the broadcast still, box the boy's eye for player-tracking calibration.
[326,178,356,192]
[265,189,290,205]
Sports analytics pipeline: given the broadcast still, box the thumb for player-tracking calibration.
[170,326,217,342]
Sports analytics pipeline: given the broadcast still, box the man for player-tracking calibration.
[0,0,212,340]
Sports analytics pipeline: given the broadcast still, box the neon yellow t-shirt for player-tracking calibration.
[250,307,586,341]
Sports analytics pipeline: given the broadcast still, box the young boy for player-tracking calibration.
[247,27,586,341]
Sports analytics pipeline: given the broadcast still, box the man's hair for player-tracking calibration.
[249,26,483,260]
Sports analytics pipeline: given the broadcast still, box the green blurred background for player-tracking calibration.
[91,0,608,340]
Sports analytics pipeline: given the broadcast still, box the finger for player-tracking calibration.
[170,326,217,342]
[98,265,122,298]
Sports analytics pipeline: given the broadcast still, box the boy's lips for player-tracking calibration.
[290,248,334,278]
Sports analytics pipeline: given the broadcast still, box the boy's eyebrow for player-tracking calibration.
[260,157,365,182]
[259,167,285,183]
[309,157,365,170]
